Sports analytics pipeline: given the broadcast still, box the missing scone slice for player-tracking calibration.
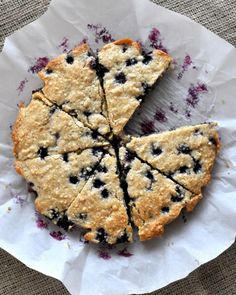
[98,38,172,135]
[126,123,220,195]
[38,43,110,135]
[67,150,132,244]
[12,92,109,161]
[119,147,201,241]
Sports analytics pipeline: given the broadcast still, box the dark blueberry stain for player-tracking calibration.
[142,54,153,65]
[141,120,155,135]
[161,206,170,213]
[151,145,162,156]
[101,188,109,198]
[83,111,92,117]
[178,166,189,174]
[63,153,68,162]
[209,137,217,145]
[38,147,48,159]
[57,215,73,231]
[193,159,202,174]
[155,108,167,123]
[66,55,74,64]
[115,72,127,84]
[126,58,138,66]
[69,176,79,184]
[96,228,107,243]
[93,179,105,188]
[116,232,129,243]
[46,68,53,75]
[186,83,208,108]
[178,144,191,154]
[79,213,87,220]
[97,165,108,173]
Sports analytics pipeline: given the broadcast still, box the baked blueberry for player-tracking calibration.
[97,165,108,173]
[63,153,68,162]
[91,130,99,140]
[92,147,104,156]
[48,209,59,220]
[46,68,53,75]
[209,137,217,145]
[101,188,109,198]
[49,106,57,115]
[115,72,127,84]
[65,55,74,64]
[116,232,129,243]
[143,54,153,65]
[161,206,170,213]
[55,132,60,140]
[126,58,138,66]
[151,145,162,156]
[78,212,87,220]
[89,58,97,70]
[37,147,48,159]
[96,228,107,243]
[178,144,191,154]
[57,215,73,231]
[93,179,105,188]
[193,160,202,173]
[83,111,92,117]
[122,45,128,53]
[145,170,154,181]
[178,166,189,174]
[68,110,77,117]
[69,176,79,184]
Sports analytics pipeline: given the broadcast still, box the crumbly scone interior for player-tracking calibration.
[38,44,110,136]
[98,38,172,135]
[119,146,202,241]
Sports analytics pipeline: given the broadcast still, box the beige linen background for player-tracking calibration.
[0,0,235,294]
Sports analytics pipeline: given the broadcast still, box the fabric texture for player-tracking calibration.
[0,0,235,294]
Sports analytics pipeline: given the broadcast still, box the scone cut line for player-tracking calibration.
[12,39,220,244]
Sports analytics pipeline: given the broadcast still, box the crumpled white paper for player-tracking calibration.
[0,0,236,294]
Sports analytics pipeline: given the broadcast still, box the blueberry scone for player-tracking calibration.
[67,151,132,244]
[15,148,106,229]
[12,92,109,161]
[38,43,110,135]
[126,123,220,195]
[119,147,201,240]
[98,38,172,135]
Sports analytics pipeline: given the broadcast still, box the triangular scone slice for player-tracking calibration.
[15,148,105,229]
[67,151,132,244]
[38,44,110,135]
[98,39,172,135]
[126,123,220,195]
[119,147,201,241]
[12,92,109,161]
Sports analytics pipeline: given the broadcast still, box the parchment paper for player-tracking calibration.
[0,0,236,294]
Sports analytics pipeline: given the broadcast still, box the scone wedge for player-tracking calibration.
[98,38,172,135]
[12,92,109,161]
[126,123,220,195]
[67,150,132,244]
[119,147,201,241]
[38,43,110,135]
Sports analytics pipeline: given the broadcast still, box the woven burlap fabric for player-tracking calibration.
[0,0,235,294]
